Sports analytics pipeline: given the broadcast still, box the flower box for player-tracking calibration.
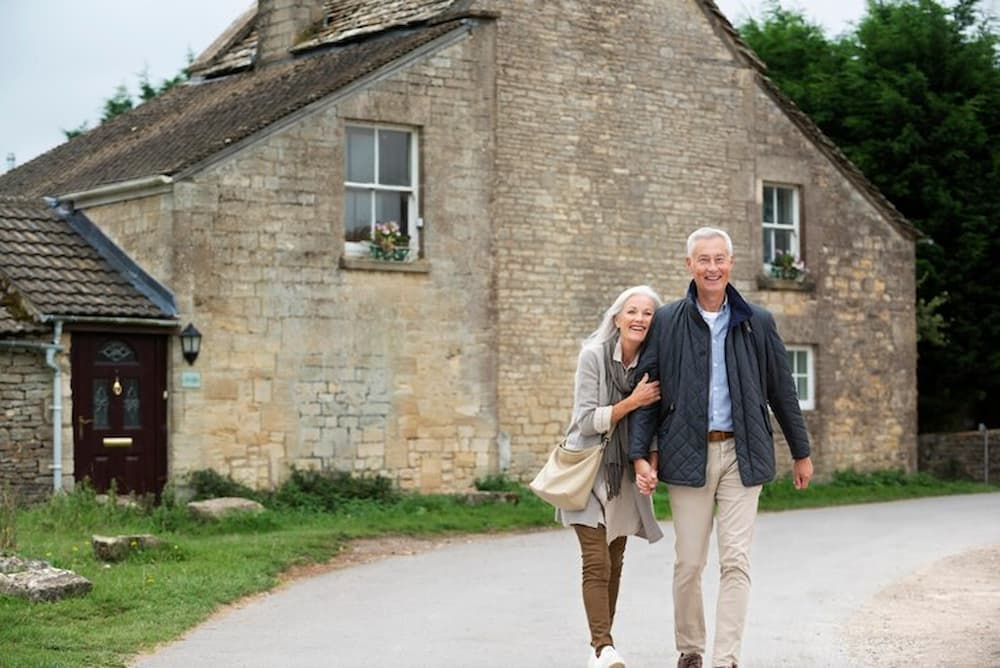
[369,245,411,262]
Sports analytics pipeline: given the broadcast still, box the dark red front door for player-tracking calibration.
[71,333,167,496]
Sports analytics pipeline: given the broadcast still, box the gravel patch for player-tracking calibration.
[842,544,1000,667]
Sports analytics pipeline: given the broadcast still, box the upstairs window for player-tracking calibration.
[344,124,419,256]
[786,345,815,410]
[762,184,800,268]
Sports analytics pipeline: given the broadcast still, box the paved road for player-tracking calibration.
[133,493,1000,668]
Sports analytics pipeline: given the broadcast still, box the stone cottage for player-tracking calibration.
[0,0,919,499]
[0,196,176,502]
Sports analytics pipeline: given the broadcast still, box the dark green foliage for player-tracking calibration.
[0,484,16,553]
[101,84,134,123]
[183,468,400,512]
[473,473,521,492]
[740,0,1000,430]
[187,469,261,502]
[273,469,400,511]
[62,56,192,140]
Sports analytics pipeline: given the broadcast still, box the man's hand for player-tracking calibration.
[793,456,813,489]
[633,457,659,496]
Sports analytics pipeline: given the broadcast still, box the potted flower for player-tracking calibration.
[369,221,411,261]
[769,251,806,281]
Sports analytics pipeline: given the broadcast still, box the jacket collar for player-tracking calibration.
[685,281,753,328]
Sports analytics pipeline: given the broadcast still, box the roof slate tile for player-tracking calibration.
[0,20,467,199]
[0,197,172,333]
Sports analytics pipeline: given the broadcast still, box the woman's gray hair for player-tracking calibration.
[584,285,663,345]
[686,227,733,258]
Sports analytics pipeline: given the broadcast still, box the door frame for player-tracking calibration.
[69,328,169,496]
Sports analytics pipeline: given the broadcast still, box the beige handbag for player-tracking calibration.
[528,437,606,511]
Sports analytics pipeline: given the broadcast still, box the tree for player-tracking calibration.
[740,0,1000,431]
[62,55,192,140]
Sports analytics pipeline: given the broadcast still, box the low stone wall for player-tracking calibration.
[0,348,53,504]
[919,429,1000,482]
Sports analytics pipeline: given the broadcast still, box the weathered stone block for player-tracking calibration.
[92,534,164,562]
[0,556,91,602]
[187,497,265,521]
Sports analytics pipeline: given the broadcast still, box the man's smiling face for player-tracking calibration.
[686,235,733,306]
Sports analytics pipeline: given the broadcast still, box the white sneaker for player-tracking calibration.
[593,645,626,668]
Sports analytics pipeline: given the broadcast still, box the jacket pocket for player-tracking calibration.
[759,404,773,436]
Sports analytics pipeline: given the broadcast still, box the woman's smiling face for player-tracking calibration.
[615,295,657,346]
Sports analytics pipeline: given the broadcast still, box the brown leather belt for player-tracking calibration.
[707,430,735,442]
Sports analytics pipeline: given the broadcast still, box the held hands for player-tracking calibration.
[627,374,660,495]
[630,373,660,409]
[633,454,659,496]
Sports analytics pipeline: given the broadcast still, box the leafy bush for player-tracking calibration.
[829,469,938,487]
[273,469,399,512]
[0,484,16,553]
[473,473,520,492]
[187,469,262,502]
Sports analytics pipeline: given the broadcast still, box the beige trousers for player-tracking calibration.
[667,438,762,667]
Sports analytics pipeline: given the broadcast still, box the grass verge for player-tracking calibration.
[0,470,995,667]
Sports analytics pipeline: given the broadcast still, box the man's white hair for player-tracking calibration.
[686,227,733,258]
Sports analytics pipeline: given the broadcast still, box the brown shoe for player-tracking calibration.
[677,654,702,668]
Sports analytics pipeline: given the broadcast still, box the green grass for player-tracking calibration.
[0,470,995,667]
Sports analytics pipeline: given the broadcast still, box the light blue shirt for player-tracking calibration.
[698,299,733,432]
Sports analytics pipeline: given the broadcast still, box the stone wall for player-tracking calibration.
[0,348,52,502]
[919,430,1000,482]
[89,22,498,492]
[474,0,917,479]
[76,3,920,493]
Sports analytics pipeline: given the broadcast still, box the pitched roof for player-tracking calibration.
[188,0,463,79]
[296,0,460,51]
[187,3,258,78]
[0,197,175,334]
[0,18,469,199]
[694,0,919,240]
[0,1,914,241]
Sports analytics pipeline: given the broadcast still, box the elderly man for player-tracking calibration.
[629,227,813,668]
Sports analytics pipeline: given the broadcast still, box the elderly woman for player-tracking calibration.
[559,285,664,668]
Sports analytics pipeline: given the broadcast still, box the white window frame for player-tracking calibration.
[762,183,801,269]
[343,123,420,256]
[786,345,815,411]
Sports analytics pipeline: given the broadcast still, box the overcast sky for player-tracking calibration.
[2,1,994,171]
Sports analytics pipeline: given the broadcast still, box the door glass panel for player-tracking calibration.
[123,378,141,428]
[93,380,110,428]
[99,341,136,363]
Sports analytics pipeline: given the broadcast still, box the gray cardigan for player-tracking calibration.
[628,282,810,487]
[558,340,663,544]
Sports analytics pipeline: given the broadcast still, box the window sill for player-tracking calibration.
[339,256,431,273]
[757,273,815,292]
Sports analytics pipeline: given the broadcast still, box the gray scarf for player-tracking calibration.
[602,336,634,499]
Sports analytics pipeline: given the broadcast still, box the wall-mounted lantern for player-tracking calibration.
[179,323,202,365]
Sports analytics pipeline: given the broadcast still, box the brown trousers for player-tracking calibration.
[573,523,627,651]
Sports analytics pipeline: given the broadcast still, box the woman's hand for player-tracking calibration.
[630,372,660,408]
[633,457,659,496]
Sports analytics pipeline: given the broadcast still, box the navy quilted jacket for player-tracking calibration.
[628,282,810,487]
